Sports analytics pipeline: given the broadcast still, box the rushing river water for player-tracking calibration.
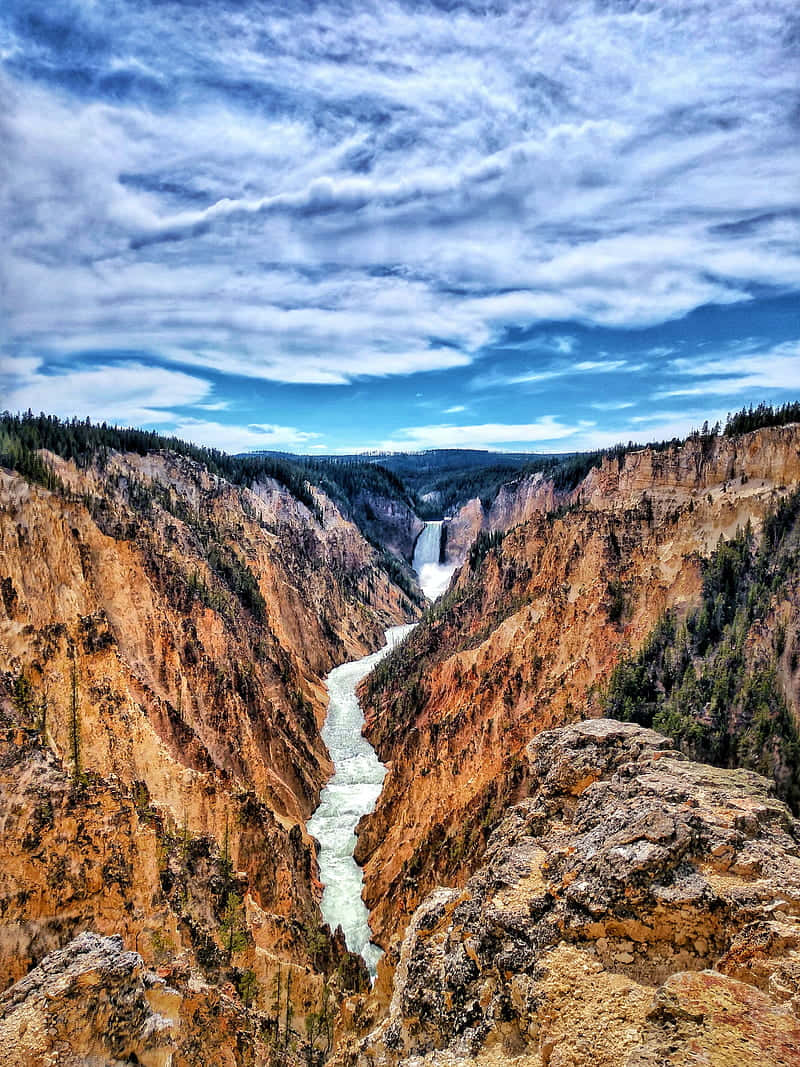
[307,522,457,973]
[307,624,414,973]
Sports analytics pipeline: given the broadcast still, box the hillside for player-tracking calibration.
[0,419,419,1062]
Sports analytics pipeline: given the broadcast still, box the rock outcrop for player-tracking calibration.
[0,931,178,1067]
[358,424,800,965]
[350,720,800,1067]
[0,929,277,1067]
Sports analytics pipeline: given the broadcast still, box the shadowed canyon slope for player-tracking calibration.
[357,425,800,963]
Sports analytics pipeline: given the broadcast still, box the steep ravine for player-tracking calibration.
[307,520,455,976]
[308,624,414,976]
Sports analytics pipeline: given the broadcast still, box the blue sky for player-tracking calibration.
[1,0,799,453]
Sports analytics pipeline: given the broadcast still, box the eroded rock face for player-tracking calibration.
[0,447,415,1038]
[0,930,276,1067]
[443,475,559,567]
[0,931,177,1067]
[350,721,800,1067]
[358,424,800,960]
[357,494,424,563]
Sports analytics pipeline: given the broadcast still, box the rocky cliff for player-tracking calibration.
[348,720,800,1067]
[0,443,418,1052]
[356,493,424,565]
[0,928,280,1067]
[444,473,560,566]
[357,425,800,970]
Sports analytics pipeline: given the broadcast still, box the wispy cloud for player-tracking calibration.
[471,358,630,390]
[591,400,635,412]
[169,419,321,452]
[1,0,798,399]
[2,359,213,425]
[656,340,800,398]
[380,416,580,451]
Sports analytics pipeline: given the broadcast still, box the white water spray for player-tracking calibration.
[413,520,457,600]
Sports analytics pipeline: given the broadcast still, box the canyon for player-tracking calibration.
[2,417,800,1064]
[0,434,419,1062]
[356,426,800,977]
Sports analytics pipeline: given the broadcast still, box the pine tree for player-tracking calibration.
[220,890,247,961]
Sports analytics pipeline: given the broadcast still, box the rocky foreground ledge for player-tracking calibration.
[0,929,266,1066]
[348,720,800,1067]
[3,720,800,1066]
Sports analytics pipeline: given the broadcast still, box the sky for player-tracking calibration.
[1,0,799,455]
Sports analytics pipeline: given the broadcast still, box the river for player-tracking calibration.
[307,522,456,972]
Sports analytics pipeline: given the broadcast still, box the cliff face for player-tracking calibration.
[358,425,800,965]
[356,493,424,564]
[579,425,800,504]
[349,720,800,1067]
[443,474,559,567]
[0,929,276,1067]
[0,447,417,1034]
[445,425,800,566]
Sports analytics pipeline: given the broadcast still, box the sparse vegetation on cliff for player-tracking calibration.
[603,488,800,810]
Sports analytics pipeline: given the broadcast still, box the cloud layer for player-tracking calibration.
[2,0,799,449]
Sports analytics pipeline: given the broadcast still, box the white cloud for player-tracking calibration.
[656,341,800,398]
[169,419,321,453]
[2,359,213,425]
[1,0,798,390]
[380,416,580,450]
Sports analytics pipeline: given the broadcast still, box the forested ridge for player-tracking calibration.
[5,402,799,521]
[0,411,425,604]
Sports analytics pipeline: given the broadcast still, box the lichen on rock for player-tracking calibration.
[350,720,800,1067]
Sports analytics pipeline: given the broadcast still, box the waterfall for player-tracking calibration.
[413,520,457,600]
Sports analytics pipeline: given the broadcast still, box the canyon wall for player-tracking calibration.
[0,446,418,1050]
[357,425,800,976]
[443,473,559,566]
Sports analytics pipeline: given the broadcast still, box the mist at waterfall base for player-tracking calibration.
[307,521,456,975]
[412,521,458,601]
[307,624,414,975]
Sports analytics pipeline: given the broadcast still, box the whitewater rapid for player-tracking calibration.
[307,623,414,974]
[308,521,456,973]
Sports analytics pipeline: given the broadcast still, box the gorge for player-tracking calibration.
[307,623,414,977]
[2,412,800,1066]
